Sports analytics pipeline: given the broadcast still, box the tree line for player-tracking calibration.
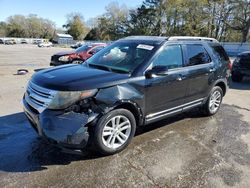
[0,0,249,42]
[86,0,250,43]
[0,14,56,39]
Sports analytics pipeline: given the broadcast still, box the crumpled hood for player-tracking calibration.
[31,64,129,91]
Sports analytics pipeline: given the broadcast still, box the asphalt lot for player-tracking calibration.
[0,44,250,188]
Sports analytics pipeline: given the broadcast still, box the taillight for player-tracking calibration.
[228,60,232,70]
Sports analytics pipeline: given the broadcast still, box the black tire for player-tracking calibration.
[232,72,243,82]
[93,109,136,155]
[202,86,223,116]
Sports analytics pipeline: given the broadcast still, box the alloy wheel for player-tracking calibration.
[209,90,222,113]
[102,115,131,149]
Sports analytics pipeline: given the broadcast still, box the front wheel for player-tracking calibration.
[93,109,136,155]
[202,86,223,116]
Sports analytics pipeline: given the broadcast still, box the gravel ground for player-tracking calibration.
[0,44,250,188]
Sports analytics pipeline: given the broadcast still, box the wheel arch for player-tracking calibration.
[213,79,227,96]
[113,100,143,127]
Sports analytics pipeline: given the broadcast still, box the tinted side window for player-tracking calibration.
[209,44,229,64]
[186,44,211,66]
[152,45,183,69]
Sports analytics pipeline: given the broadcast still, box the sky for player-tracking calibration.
[0,0,143,27]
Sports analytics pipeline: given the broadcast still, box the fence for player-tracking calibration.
[220,42,250,57]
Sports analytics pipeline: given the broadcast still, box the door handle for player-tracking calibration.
[209,68,216,72]
[176,74,187,81]
[176,77,182,81]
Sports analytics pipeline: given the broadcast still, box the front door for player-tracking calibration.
[144,44,188,122]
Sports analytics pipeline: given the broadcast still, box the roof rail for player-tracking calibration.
[125,36,168,40]
[168,36,219,43]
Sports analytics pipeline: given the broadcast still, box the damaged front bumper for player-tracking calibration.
[23,99,98,150]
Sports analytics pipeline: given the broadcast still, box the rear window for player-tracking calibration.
[76,45,92,53]
[209,44,229,63]
[239,54,250,64]
[91,46,105,53]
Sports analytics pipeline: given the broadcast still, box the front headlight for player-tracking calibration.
[48,89,97,109]
[59,55,70,62]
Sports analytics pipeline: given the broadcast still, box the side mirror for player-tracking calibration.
[145,65,168,79]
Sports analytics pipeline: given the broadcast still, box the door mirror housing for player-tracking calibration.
[145,65,168,79]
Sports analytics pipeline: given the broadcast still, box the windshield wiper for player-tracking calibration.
[109,67,130,74]
[88,63,129,74]
[88,63,112,72]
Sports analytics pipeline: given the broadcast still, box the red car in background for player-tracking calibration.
[50,43,107,66]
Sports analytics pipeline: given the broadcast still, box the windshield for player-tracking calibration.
[76,44,92,53]
[86,41,157,73]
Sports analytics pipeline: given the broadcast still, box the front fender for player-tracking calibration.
[95,84,145,125]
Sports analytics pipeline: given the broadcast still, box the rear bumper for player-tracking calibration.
[23,99,93,150]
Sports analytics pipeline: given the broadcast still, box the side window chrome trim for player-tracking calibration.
[166,62,214,73]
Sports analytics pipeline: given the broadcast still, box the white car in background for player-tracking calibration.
[38,42,53,47]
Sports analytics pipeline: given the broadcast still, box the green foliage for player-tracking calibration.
[0,22,7,37]
[63,13,89,40]
[4,14,55,39]
[1,1,249,42]
[84,2,129,40]
[86,0,249,42]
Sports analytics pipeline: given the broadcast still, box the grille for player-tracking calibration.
[25,81,57,113]
[51,55,59,62]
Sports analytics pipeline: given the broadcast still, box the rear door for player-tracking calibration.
[182,43,215,103]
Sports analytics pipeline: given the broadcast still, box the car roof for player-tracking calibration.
[120,36,168,45]
[92,43,106,46]
[168,36,219,43]
[121,36,219,45]
[124,36,168,41]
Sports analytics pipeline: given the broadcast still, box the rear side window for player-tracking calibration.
[186,44,211,66]
[209,44,229,64]
[91,46,105,53]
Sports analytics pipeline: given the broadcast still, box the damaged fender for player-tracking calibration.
[95,84,145,125]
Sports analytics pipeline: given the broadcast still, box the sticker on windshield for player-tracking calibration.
[137,44,154,50]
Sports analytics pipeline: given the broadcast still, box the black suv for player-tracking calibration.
[232,51,250,82]
[23,36,230,155]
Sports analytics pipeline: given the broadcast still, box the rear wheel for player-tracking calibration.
[93,109,136,155]
[202,86,223,116]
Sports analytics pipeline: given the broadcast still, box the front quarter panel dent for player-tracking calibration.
[95,84,144,124]
[95,84,143,104]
